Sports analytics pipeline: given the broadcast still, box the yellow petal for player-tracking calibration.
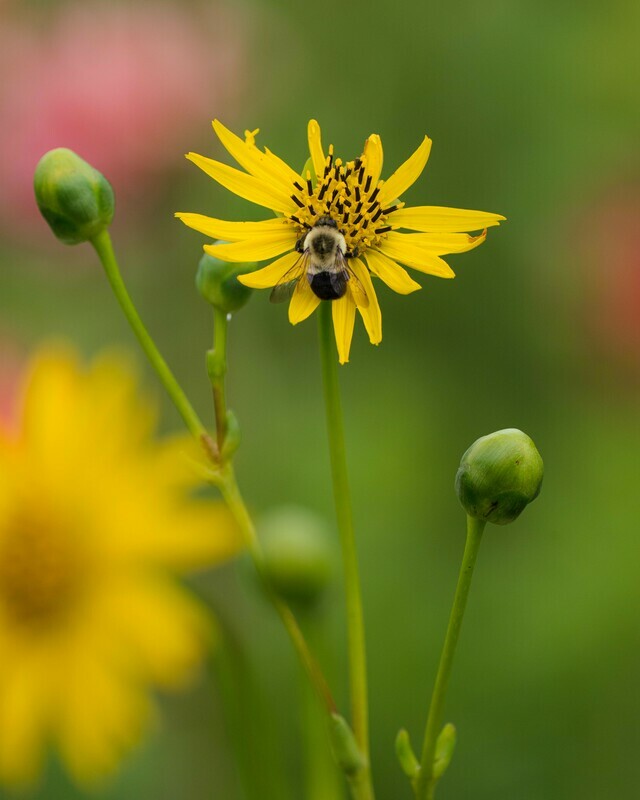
[364,249,422,295]
[264,146,304,186]
[56,648,151,785]
[377,237,455,279]
[390,205,505,232]
[378,135,432,206]
[307,120,325,181]
[349,258,382,345]
[175,213,292,242]
[186,152,294,214]
[94,576,213,689]
[212,120,298,192]
[288,276,321,324]
[237,251,302,289]
[203,231,296,263]
[0,652,48,785]
[363,134,384,184]
[385,229,487,256]
[332,295,357,364]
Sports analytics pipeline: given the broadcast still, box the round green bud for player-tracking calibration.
[258,506,333,606]
[195,252,255,313]
[455,428,543,525]
[34,148,114,245]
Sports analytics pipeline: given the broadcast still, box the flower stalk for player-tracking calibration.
[207,308,229,455]
[415,515,485,800]
[318,301,374,800]
[91,231,337,720]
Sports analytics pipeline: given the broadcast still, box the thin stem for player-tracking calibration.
[210,309,228,453]
[317,301,374,800]
[91,230,206,439]
[93,231,336,722]
[298,609,345,800]
[204,311,337,716]
[415,516,486,800]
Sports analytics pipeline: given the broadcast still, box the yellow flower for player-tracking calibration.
[0,346,240,787]
[177,120,505,363]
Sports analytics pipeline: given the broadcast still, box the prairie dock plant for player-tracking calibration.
[177,120,505,363]
[0,347,240,786]
[32,132,545,800]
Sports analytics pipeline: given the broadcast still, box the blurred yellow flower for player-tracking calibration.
[177,120,504,363]
[0,346,240,787]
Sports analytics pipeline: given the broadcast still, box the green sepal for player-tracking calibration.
[433,722,456,780]
[329,713,365,777]
[455,428,543,525]
[34,148,114,245]
[258,506,333,607]
[395,728,420,779]
[196,252,255,314]
[221,409,241,461]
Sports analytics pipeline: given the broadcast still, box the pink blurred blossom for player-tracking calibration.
[0,1,245,238]
[581,183,640,368]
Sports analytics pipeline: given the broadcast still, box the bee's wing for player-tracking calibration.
[270,252,308,304]
[339,253,370,309]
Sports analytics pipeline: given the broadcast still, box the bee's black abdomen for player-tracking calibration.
[310,272,347,300]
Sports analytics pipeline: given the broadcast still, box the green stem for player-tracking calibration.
[204,313,337,718]
[317,302,374,800]
[91,230,206,439]
[299,609,345,800]
[92,231,335,722]
[415,515,486,800]
[209,308,228,453]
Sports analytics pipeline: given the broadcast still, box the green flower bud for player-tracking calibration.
[455,428,543,525]
[34,148,114,245]
[258,506,333,606]
[395,729,420,779]
[195,252,255,313]
[329,713,365,777]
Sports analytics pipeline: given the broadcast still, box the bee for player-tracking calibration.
[271,217,369,306]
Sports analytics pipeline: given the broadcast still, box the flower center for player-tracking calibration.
[0,508,84,628]
[287,147,403,255]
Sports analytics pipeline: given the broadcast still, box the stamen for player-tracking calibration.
[371,207,383,222]
[382,205,399,215]
[369,186,380,203]
[292,195,304,208]
[293,181,303,191]
[306,171,313,196]
[354,186,361,202]
[375,225,392,234]
[308,204,316,215]
[364,175,372,193]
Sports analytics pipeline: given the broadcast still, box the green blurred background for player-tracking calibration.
[1,0,639,798]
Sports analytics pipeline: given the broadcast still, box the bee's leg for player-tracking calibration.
[295,234,307,253]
